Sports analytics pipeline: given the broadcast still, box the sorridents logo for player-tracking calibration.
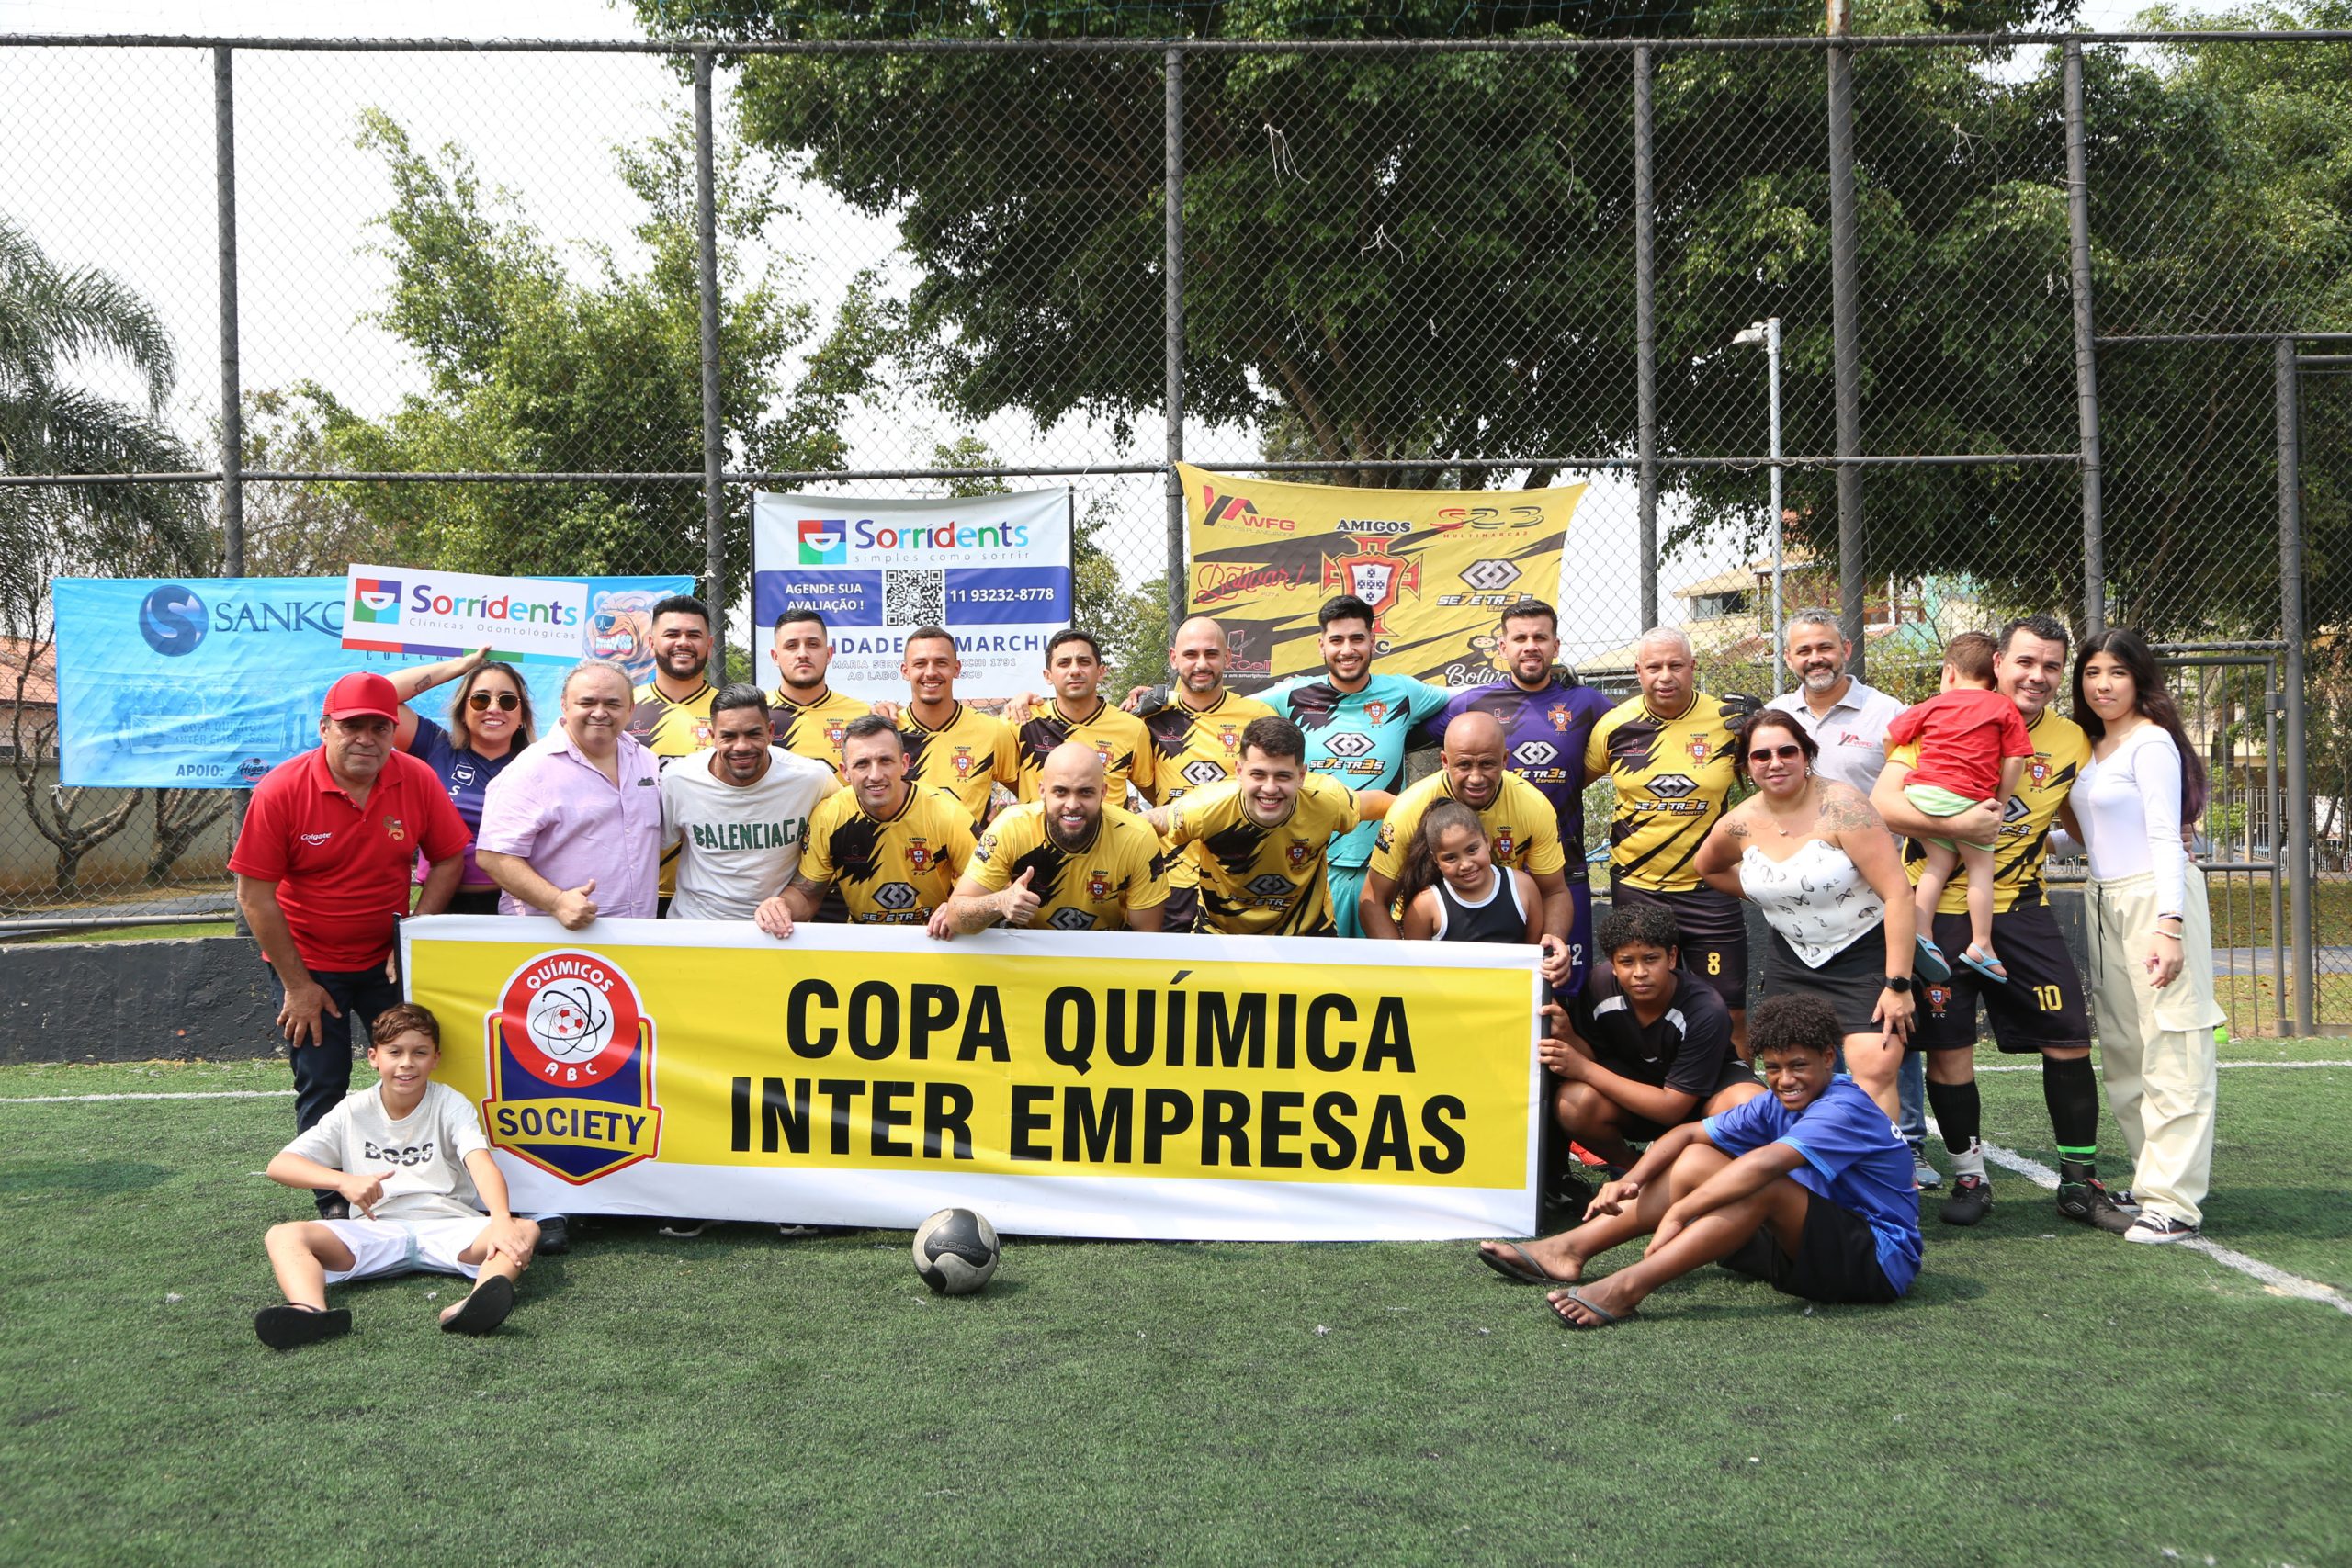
[351,577,402,625]
[483,950,662,1184]
[137,584,207,656]
[799,517,847,565]
[1200,483,1296,533]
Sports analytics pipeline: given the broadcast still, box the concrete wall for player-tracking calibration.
[0,760,238,899]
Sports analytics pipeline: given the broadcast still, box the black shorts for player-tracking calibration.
[1911,903,2090,1054]
[1763,931,1892,1038]
[1611,880,1747,1013]
[1616,1066,1762,1143]
[1721,1190,1901,1304]
[1161,884,1202,935]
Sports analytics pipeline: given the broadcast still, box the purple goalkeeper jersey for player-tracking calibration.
[1439,675,1614,869]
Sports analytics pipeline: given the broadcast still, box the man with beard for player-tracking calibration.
[765,608,880,780]
[658,685,839,922]
[1872,615,2109,1232]
[1260,595,1453,938]
[1434,599,1613,993]
[1765,608,1937,1190]
[1148,716,1392,936]
[1586,628,1759,1055]
[1130,615,1276,932]
[1359,712,1575,987]
[754,716,975,934]
[933,742,1170,936]
[895,626,1022,828]
[626,594,719,757]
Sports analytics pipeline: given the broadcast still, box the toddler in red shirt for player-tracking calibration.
[1884,632,2033,983]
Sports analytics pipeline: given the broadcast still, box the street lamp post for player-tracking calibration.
[1734,317,1784,693]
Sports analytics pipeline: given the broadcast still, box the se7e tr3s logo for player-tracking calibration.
[482,950,663,1184]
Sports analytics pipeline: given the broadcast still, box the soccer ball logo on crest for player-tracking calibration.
[527,982,613,1064]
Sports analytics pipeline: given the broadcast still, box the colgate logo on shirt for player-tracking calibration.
[300,831,334,845]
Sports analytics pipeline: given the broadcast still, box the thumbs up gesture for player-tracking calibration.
[1001,866,1042,928]
[554,878,599,931]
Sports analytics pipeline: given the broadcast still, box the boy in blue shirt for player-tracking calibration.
[1475,992,1921,1326]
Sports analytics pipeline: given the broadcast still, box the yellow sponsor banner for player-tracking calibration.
[1180,463,1581,687]
[401,917,1542,1240]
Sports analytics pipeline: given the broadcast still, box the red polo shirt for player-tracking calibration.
[229,746,470,973]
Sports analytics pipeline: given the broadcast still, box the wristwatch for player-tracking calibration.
[1883,975,1914,994]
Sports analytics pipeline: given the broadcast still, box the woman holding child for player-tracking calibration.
[1693,710,1917,1117]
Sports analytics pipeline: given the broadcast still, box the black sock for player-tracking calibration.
[1925,1077,1981,1156]
[2042,1055,2099,1178]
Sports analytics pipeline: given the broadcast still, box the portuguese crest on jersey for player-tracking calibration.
[482,950,662,1184]
[906,836,933,874]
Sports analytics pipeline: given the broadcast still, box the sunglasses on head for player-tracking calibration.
[1747,743,1804,764]
[469,690,522,712]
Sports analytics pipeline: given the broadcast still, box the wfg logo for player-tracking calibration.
[482,950,663,1183]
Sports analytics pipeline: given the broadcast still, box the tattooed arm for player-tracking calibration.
[1692,805,1753,897]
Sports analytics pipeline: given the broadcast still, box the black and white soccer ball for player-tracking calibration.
[911,1207,1001,1295]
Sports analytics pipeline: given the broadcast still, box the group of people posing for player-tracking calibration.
[226,589,2224,1343]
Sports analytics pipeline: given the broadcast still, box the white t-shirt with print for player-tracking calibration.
[281,1080,489,1223]
[660,746,840,920]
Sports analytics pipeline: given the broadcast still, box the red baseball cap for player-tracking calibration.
[322,671,400,723]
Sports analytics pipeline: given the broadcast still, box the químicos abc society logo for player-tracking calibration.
[137,584,208,656]
[483,951,662,1184]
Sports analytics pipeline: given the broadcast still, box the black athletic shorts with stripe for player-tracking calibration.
[1910,902,2091,1053]
[1609,880,1748,1014]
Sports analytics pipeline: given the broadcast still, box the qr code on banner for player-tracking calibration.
[884,569,945,626]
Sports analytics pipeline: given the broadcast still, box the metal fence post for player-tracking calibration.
[693,50,729,679]
[1634,44,1658,632]
[1826,0,1866,677]
[2277,336,2314,1034]
[2064,39,2106,636]
[215,46,243,578]
[1164,45,1187,637]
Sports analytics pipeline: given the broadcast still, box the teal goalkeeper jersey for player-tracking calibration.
[1259,672,1452,868]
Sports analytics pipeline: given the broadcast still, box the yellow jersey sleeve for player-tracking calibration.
[1368,775,1442,881]
[770,688,874,780]
[1507,773,1568,876]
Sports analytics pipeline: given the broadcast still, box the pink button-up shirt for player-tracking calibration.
[475,727,662,919]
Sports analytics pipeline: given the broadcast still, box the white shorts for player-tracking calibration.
[320,1215,488,1285]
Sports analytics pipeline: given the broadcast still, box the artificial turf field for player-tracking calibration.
[2,1046,2345,1566]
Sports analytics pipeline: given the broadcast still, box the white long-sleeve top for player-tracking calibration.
[2073,722,2189,916]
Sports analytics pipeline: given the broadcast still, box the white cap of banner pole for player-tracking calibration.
[1732,319,1784,695]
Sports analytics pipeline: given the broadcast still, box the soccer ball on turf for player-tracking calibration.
[912,1208,1001,1295]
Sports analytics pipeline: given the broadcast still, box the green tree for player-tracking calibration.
[301,110,898,581]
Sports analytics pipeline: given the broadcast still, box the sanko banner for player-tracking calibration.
[1178,463,1582,688]
[401,919,1544,1241]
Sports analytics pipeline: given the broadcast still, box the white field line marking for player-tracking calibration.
[1928,1115,2352,1318]
[0,1089,293,1104]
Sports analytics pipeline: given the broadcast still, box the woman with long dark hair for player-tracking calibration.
[2065,627,2223,1243]
[390,649,538,916]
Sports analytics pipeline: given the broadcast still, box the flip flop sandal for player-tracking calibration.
[1549,1288,1637,1330]
[1478,1241,1570,1286]
[1912,934,1952,985]
[1958,946,2009,984]
[440,1275,515,1337]
[255,1304,351,1350]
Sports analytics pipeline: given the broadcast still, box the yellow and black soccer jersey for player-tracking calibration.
[969,802,1170,931]
[801,785,975,925]
[900,702,1022,827]
[1368,769,1568,884]
[1163,773,1358,935]
[1139,690,1278,892]
[767,686,875,781]
[627,681,716,758]
[1894,705,2091,915]
[1585,691,1748,894]
[1014,697,1155,807]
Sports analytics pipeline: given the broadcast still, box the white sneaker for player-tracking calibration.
[2109,1188,2142,1215]
[1912,1155,1943,1190]
[2123,1213,2199,1244]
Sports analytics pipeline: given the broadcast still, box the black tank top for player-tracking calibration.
[1433,868,1526,944]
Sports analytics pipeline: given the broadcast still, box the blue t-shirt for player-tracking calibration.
[1438,675,1614,874]
[1703,1077,1923,1296]
[1261,672,1453,868]
[405,716,523,889]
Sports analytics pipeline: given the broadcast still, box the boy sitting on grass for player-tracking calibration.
[255,1002,538,1349]
[1474,993,1921,1328]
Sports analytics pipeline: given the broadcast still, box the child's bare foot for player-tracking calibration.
[1476,1237,1584,1286]
[255,1303,350,1349]
[1545,1276,1643,1329]
[438,1274,515,1336]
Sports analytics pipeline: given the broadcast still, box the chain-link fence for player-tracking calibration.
[2,24,2346,1027]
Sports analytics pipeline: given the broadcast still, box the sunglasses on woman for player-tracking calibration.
[469,690,522,712]
[1747,743,1804,764]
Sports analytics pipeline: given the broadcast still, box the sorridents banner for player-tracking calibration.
[1179,465,1583,688]
[401,918,1543,1241]
[342,564,592,665]
[749,489,1071,703]
[54,575,692,788]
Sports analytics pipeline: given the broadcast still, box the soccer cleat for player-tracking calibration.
[2123,1213,2199,1245]
[255,1304,351,1350]
[2108,1189,2142,1216]
[2056,1179,2137,1235]
[1912,1154,1944,1190]
[532,1214,570,1256]
[1939,1174,1994,1226]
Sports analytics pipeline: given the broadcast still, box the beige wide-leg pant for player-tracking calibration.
[2084,867,2225,1228]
